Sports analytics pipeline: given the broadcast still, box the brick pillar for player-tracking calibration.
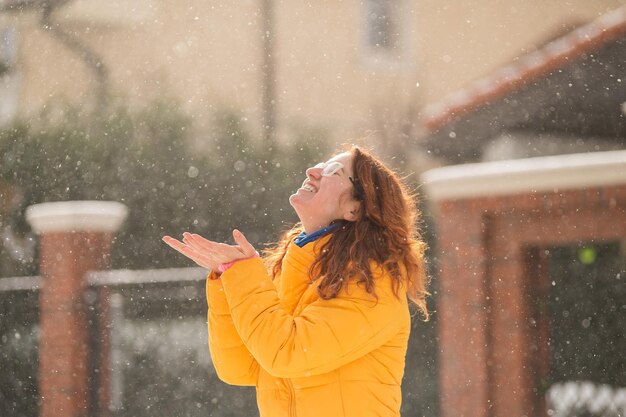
[488,212,536,417]
[26,201,128,417]
[421,150,626,417]
[436,200,491,417]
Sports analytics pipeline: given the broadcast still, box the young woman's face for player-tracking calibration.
[289,152,359,233]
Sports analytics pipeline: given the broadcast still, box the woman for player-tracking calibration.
[163,146,429,417]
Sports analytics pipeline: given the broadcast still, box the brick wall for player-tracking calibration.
[38,231,113,417]
[26,201,127,417]
[434,185,626,417]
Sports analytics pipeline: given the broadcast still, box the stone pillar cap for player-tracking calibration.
[421,149,626,201]
[26,201,129,234]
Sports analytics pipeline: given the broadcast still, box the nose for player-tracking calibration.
[306,165,323,179]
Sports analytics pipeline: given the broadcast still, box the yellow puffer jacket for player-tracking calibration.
[206,235,411,417]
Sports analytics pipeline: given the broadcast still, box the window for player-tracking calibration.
[365,0,399,51]
[0,26,18,124]
[361,0,416,69]
[0,27,16,77]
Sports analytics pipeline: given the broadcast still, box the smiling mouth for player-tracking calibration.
[301,184,316,192]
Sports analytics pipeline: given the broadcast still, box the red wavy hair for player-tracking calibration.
[264,146,429,319]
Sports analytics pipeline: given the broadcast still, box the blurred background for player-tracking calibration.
[0,1,625,416]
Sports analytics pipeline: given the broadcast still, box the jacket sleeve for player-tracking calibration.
[220,257,407,379]
[206,273,260,386]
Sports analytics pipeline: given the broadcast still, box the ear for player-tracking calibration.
[343,202,361,222]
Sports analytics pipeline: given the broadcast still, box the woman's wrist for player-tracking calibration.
[217,251,260,274]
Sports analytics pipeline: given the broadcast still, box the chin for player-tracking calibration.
[289,197,307,222]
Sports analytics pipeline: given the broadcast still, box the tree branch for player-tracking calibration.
[1,0,110,114]
[40,0,109,114]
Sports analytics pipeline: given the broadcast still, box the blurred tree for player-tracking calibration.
[0,97,329,416]
[0,99,329,276]
[260,0,276,144]
[0,290,39,417]
[0,0,110,114]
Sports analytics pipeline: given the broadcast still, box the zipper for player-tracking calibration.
[286,378,296,417]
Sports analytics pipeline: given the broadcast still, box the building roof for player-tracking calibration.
[420,6,626,163]
[422,6,626,132]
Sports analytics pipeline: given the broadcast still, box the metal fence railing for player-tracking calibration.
[0,268,258,417]
[547,381,626,417]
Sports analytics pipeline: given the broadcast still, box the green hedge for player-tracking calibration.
[0,99,329,276]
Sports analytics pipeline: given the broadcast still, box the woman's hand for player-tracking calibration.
[162,229,257,271]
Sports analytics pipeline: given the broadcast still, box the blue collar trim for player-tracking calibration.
[294,222,344,247]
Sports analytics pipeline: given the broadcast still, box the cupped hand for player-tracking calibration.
[162,229,257,271]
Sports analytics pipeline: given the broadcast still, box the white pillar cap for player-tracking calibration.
[420,150,626,202]
[26,201,129,234]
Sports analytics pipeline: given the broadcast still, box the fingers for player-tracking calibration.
[162,236,188,254]
[162,236,201,260]
[232,229,257,257]
[183,232,222,254]
[164,234,236,264]
[185,231,251,259]
[162,236,218,270]
[163,229,258,267]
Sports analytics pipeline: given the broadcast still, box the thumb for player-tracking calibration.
[233,229,257,257]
